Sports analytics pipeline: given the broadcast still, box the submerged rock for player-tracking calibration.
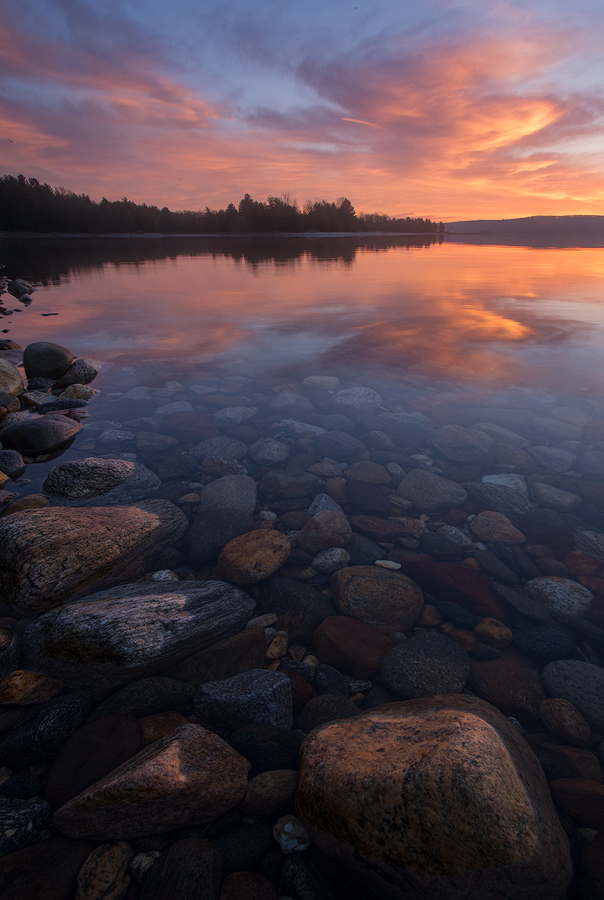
[43,457,161,506]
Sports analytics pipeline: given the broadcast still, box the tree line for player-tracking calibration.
[0,175,443,235]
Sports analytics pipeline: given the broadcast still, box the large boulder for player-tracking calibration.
[0,501,187,615]
[330,566,423,635]
[43,458,161,506]
[295,695,572,900]
[0,358,24,396]
[22,580,256,692]
[0,413,80,455]
[23,341,74,379]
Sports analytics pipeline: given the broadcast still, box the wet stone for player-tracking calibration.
[331,565,424,636]
[466,481,531,516]
[0,797,51,856]
[75,841,133,900]
[540,698,591,747]
[195,669,293,730]
[229,723,303,775]
[137,838,222,900]
[524,576,593,618]
[0,692,93,767]
[530,446,577,473]
[381,632,471,699]
[91,677,195,719]
[396,468,468,514]
[23,341,74,379]
[512,624,575,661]
[0,837,94,900]
[542,660,604,732]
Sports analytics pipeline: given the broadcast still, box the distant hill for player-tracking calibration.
[446,215,604,234]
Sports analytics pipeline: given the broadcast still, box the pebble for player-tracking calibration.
[273,815,310,853]
[540,698,592,747]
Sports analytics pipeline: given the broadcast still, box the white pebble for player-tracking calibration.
[375,560,401,570]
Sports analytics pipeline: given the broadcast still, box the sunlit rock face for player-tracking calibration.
[296,695,572,900]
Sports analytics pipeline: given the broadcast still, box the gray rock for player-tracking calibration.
[524,577,593,618]
[43,457,161,506]
[482,473,529,497]
[0,359,24,396]
[154,400,193,418]
[91,677,195,719]
[23,342,74,379]
[248,437,289,464]
[259,470,321,500]
[0,414,80,455]
[542,660,604,732]
[381,632,470,698]
[0,798,51,857]
[312,547,350,573]
[55,357,102,386]
[466,482,531,516]
[187,475,258,567]
[308,492,343,514]
[96,429,135,446]
[268,392,314,412]
[528,481,581,513]
[198,474,257,516]
[189,435,247,461]
[577,451,604,477]
[491,583,551,624]
[315,431,367,461]
[0,692,93,767]
[23,580,256,692]
[529,446,577,474]
[473,423,530,449]
[431,424,494,464]
[575,529,604,564]
[0,449,24,477]
[532,417,583,441]
[195,669,293,729]
[396,468,467,514]
[332,387,382,410]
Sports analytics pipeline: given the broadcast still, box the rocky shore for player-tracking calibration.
[0,303,604,898]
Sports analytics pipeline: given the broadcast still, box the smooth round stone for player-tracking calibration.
[214,406,259,428]
[332,387,382,410]
[431,424,494,464]
[75,842,132,900]
[154,400,194,418]
[540,698,591,747]
[529,481,581,513]
[529,446,577,473]
[575,530,604,565]
[58,383,98,401]
[249,437,289,464]
[331,566,424,636]
[345,460,391,483]
[381,632,470,698]
[317,414,354,431]
[43,457,160,506]
[296,510,351,554]
[315,431,367,461]
[396,469,468,514]
[96,429,135,447]
[481,473,529,494]
[313,615,393,678]
[138,838,222,898]
[0,449,24,477]
[473,618,513,649]
[469,511,525,545]
[0,692,93,767]
[466,482,531,516]
[268,392,314,411]
[55,357,102,386]
[533,417,583,441]
[0,414,80,454]
[22,342,73,379]
[542,660,604,732]
[524,577,593,618]
[229,724,303,775]
[189,435,247,460]
[195,669,293,730]
[259,470,321,500]
[512,624,575,661]
[0,359,24,396]
[240,769,298,818]
[217,529,291,584]
[311,547,350,573]
[0,670,63,705]
[0,797,51,856]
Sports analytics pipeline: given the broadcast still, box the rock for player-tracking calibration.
[0,627,20,680]
[540,698,591,747]
[381,632,470,698]
[212,822,274,875]
[295,695,572,900]
[514,509,574,554]
[53,724,250,840]
[55,358,102,387]
[137,838,222,900]
[135,432,177,452]
[296,511,351,553]
[23,580,255,692]
[473,617,513,649]
[405,560,509,622]
[542,660,604,732]
[351,515,415,542]
[315,431,367,461]
[332,387,381,410]
[240,769,298,818]
[431,424,494,463]
[466,482,531,516]
[59,384,98,402]
[308,492,343,514]
[0,413,80,454]
[43,458,161,506]
[549,779,604,829]
[0,501,188,615]
[258,470,321,500]
[524,576,593,618]
[311,547,350,573]
[396,469,467,514]
[165,627,267,687]
[219,872,278,900]
[0,692,93,767]
[229,723,302,775]
[512,624,574,661]
[529,446,577,473]
[302,375,339,389]
[269,392,313,412]
[0,669,63,705]
[313,616,393,678]
[195,669,293,729]
[45,714,143,809]
[470,649,547,727]
[273,815,310,853]
[139,711,187,746]
[187,473,258,567]
[249,438,289,464]
[529,482,581,513]
[23,342,74,379]
[0,358,23,396]
[345,460,391,483]
[217,530,291,585]
[258,578,336,644]
[296,694,360,732]
[189,435,247,461]
[91,677,194,720]
[469,511,525,545]
[75,841,132,900]
[0,837,94,900]
[331,566,423,635]
[575,530,604,565]
[0,449,24,477]
[0,797,51,856]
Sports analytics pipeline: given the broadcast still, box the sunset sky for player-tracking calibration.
[2,0,604,220]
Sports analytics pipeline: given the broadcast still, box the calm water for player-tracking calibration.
[2,235,604,397]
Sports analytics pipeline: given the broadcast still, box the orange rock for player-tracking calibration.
[240,769,298,818]
[313,616,393,678]
[469,511,525,545]
[218,530,291,585]
[541,742,603,781]
[331,566,423,636]
[323,477,348,502]
[415,605,444,628]
[0,669,63,705]
[474,617,513,649]
[450,629,477,653]
[139,711,187,746]
[540,697,591,747]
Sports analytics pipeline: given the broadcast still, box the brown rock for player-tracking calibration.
[0,493,50,516]
[165,627,267,687]
[415,605,444,627]
[282,670,316,715]
[240,769,298,818]
[313,616,393,678]
[540,742,603,781]
[323,477,348,502]
[218,530,291,585]
[549,778,604,829]
[296,695,572,900]
[470,649,547,728]
[0,837,94,900]
[137,838,222,900]
[469,511,525,545]
[75,841,132,900]
[331,566,423,636]
[0,669,63,704]
[0,501,188,615]
[405,560,510,623]
[450,629,477,653]
[45,714,143,808]
[345,461,391,483]
[139,711,187,746]
[53,724,250,840]
[474,617,513,649]
[296,511,352,553]
[350,515,415,542]
[219,872,278,900]
[563,551,600,576]
[540,697,591,747]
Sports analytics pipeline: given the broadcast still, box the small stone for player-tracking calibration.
[396,469,468,514]
[474,618,513,649]
[0,670,63,705]
[313,616,393,678]
[311,547,350,573]
[266,631,289,659]
[530,446,577,473]
[195,669,293,730]
[542,660,604,732]
[297,511,351,553]
[469,511,525,545]
[217,530,291,584]
[540,698,591,747]
[375,559,401,569]
[331,566,424,635]
[240,769,298,818]
[332,386,382,410]
[249,438,289,464]
[273,815,310,853]
[75,841,132,900]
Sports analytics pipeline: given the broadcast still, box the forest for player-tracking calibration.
[0,175,443,235]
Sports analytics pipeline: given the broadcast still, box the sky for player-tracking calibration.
[2,0,604,220]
